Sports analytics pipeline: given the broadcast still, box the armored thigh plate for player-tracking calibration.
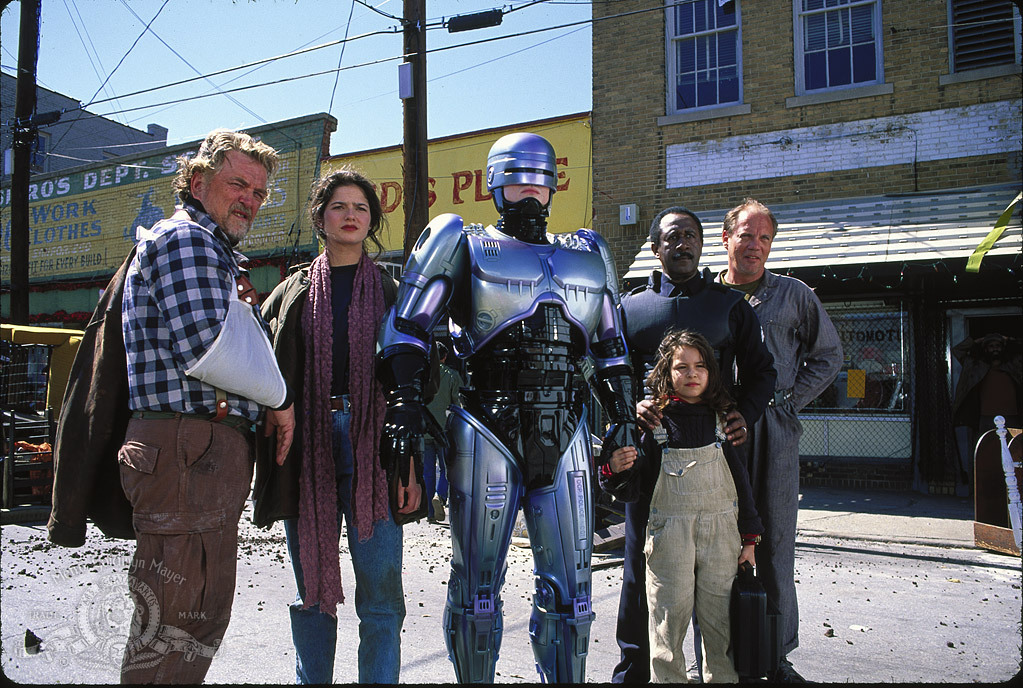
[522,416,595,683]
[443,406,524,683]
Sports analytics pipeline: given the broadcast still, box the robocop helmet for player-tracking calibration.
[486,133,558,214]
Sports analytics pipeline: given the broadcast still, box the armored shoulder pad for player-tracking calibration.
[573,228,622,293]
[404,213,468,278]
[412,213,465,252]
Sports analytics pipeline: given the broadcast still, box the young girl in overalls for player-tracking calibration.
[608,329,764,683]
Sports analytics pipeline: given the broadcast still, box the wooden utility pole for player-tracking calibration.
[9,0,42,324]
[401,0,428,264]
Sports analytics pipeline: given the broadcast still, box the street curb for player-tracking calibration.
[797,528,977,550]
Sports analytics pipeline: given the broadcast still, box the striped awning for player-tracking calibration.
[623,183,1022,282]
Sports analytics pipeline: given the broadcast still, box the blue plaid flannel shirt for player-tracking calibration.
[123,202,264,421]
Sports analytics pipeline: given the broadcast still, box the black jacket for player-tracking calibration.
[620,269,776,426]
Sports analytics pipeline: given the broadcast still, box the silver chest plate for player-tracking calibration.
[462,230,606,348]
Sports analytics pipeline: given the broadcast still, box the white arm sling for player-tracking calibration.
[183,278,287,409]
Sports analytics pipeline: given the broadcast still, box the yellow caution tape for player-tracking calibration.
[966,192,1021,273]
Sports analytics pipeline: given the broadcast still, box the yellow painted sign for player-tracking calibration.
[324,114,592,253]
[1,116,330,283]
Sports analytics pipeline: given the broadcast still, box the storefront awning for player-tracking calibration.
[623,183,1022,284]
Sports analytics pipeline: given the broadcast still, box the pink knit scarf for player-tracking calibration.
[297,251,389,617]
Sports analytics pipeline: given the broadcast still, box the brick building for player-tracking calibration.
[1,72,168,178]
[591,0,1021,492]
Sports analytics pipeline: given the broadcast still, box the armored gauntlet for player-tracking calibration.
[594,366,639,463]
[376,346,428,487]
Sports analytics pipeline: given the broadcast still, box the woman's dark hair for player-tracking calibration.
[645,328,735,418]
[307,167,386,257]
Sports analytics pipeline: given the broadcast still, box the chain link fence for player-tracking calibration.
[799,303,913,462]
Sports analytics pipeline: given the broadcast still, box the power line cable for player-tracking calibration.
[60,0,121,117]
[115,0,268,126]
[47,0,170,157]
[84,27,397,109]
[328,0,358,115]
[123,11,383,128]
[83,0,170,109]
[354,0,402,22]
[36,0,664,124]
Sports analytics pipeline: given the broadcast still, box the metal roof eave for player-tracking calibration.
[623,183,1022,281]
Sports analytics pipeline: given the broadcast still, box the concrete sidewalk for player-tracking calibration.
[594,485,979,552]
[795,485,976,548]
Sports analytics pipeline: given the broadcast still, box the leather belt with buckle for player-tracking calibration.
[131,410,254,434]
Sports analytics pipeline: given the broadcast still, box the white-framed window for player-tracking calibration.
[948,0,1021,73]
[666,0,742,114]
[794,0,883,94]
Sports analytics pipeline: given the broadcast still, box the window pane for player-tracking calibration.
[697,73,717,106]
[806,51,828,90]
[719,30,737,66]
[677,77,696,110]
[716,0,737,28]
[719,68,739,103]
[828,46,852,85]
[697,34,709,70]
[850,4,874,42]
[678,39,696,74]
[805,13,826,51]
[803,0,824,11]
[852,43,876,82]
[676,2,694,36]
[826,10,850,48]
[695,0,709,33]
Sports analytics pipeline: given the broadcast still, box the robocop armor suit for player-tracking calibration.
[377,134,636,683]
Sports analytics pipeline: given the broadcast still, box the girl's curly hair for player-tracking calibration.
[645,328,736,418]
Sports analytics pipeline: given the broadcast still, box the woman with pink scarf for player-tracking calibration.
[256,168,421,683]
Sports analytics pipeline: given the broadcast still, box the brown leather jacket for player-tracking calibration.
[47,250,137,546]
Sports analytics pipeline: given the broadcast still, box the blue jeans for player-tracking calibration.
[284,399,405,684]
[423,439,448,517]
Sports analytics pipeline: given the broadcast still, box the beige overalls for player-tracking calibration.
[645,435,740,683]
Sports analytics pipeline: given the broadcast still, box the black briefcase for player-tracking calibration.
[730,561,782,678]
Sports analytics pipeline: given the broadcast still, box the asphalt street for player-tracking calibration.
[1,488,1020,684]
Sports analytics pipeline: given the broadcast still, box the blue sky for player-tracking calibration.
[1,0,593,155]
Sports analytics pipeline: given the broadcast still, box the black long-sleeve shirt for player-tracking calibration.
[621,269,777,427]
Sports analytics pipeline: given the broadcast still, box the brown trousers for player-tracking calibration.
[116,415,253,684]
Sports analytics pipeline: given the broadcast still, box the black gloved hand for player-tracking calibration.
[380,401,425,487]
[599,419,639,469]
